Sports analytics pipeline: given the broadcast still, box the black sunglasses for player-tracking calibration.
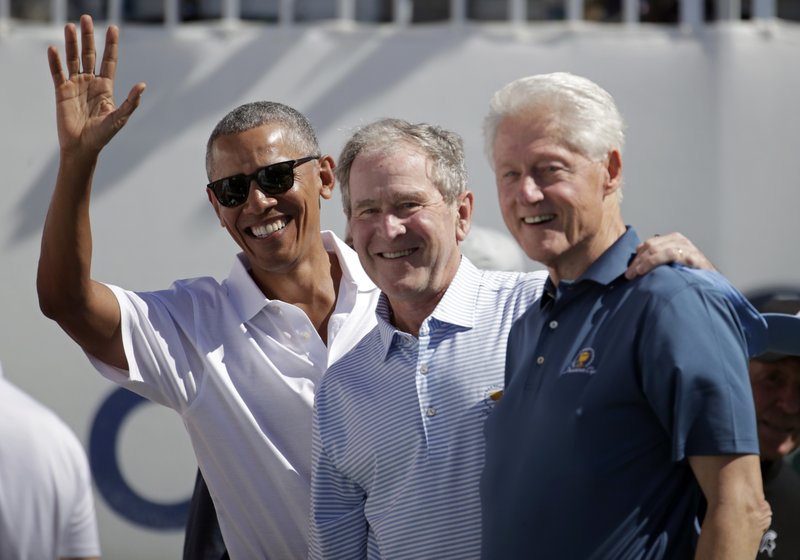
[207,156,320,208]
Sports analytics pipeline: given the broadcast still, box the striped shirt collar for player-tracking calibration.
[375,255,482,357]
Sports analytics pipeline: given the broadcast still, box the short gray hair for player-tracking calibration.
[337,118,467,218]
[483,72,625,166]
[205,101,319,179]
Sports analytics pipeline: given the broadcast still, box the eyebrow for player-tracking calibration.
[352,190,432,211]
[351,197,379,213]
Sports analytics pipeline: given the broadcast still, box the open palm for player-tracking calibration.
[48,15,145,156]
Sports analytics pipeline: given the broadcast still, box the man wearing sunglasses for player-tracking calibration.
[37,15,380,560]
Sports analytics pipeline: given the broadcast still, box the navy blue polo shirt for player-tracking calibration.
[481,227,760,560]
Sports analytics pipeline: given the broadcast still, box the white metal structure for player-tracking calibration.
[0,0,786,28]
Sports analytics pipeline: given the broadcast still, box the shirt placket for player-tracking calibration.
[415,321,446,457]
[259,302,327,368]
[525,285,578,393]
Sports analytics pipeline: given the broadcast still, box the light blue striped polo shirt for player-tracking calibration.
[310,257,546,560]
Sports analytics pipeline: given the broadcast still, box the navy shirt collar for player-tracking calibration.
[541,226,639,307]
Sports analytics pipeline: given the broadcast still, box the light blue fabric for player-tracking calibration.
[310,258,546,560]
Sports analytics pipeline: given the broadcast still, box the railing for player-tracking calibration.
[0,0,782,29]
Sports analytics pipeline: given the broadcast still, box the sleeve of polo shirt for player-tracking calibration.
[638,280,760,462]
[87,284,200,411]
[309,387,369,560]
[678,268,768,357]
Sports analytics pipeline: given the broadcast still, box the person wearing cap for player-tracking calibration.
[752,311,800,559]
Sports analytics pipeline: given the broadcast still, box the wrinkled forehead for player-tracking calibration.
[352,144,436,187]
[493,117,586,169]
[494,110,571,148]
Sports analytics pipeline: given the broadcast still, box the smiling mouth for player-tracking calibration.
[380,248,416,259]
[523,214,556,225]
[249,218,289,238]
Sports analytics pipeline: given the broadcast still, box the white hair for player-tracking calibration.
[482,72,626,167]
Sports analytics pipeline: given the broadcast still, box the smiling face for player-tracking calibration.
[492,111,625,284]
[749,357,800,461]
[207,123,334,284]
[347,144,471,326]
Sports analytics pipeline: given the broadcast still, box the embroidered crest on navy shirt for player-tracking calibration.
[563,347,597,375]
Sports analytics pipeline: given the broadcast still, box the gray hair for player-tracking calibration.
[337,118,467,218]
[483,72,626,166]
[205,101,319,179]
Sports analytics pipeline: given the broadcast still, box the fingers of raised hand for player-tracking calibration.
[48,46,66,87]
[59,15,102,79]
[80,14,97,76]
[99,25,119,82]
[118,83,146,118]
[63,22,81,76]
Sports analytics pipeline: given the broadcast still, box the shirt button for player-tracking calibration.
[267,305,281,315]
[549,320,558,329]
[420,364,428,375]
[426,407,437,417]
[300,331,311,340]
[536,356,545,365]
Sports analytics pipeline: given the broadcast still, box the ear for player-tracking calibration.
[455,191,474,242]
[207,188,225,227]
[318,155,336,200]
[603,149,623,196]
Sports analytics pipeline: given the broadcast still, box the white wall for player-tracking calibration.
[1,19,798,558]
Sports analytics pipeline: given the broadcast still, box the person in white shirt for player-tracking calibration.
[0,360,101,560]
[37,15,379,559]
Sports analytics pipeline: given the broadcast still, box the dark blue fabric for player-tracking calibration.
[183,469,228,560]
[481,227,760,560]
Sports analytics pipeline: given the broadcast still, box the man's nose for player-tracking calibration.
[242,181,276,213]
[520,175,545,203]
[380,213,406,237]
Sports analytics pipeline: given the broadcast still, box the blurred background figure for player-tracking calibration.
[748,290,800,560]
[0,360,101,560]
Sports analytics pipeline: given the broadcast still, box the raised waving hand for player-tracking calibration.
[38,14,141,372]
[47,14,145,157]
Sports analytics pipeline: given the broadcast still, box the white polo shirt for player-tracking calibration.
[0,363,101,560]
[89,231,380,560]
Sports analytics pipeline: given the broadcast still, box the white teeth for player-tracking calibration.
[251,219,287,238]
[523,214,556,225]
[382,249,414,259]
